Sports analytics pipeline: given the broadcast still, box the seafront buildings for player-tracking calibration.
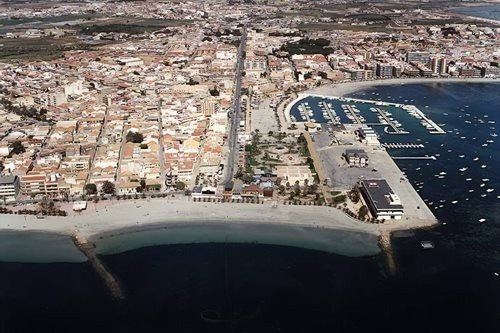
[0,0,498,222]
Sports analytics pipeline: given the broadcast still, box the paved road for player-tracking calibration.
[157,99,166,191]
[86,106,110,186]
[219,26,247,186]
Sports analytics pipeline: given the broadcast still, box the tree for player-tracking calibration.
[308,184,318,195]
[358,205,369,219]
[136,186,143,193]
[278,185,286,195]
[176,181,186,191]
[85,183,97,195]
[101,181,115,195]
[140,179,146,188]
[318,71,328,79]
[10,141,25,155]
[209,87,219,96]
[126,131,144,143]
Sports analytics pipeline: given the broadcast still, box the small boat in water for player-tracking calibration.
[459,167,468,172]
[451,200,458,204]
[478,218,486,223]
[486,189,494,193]
[420,241,435,250]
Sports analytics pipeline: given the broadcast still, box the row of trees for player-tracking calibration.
[85,180,186,196]
[85,181,115,195]
[277,38,335,57]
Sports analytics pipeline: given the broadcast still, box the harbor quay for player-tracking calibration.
[284,91,440,230]
[311,129,437,229]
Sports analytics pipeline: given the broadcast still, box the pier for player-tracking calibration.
[392,155,437,160]
[404,105,446,134]
[299,103,312,123]
[72,232,125,300]
[382,143,424,149]
[320,101,339,125]
[376,109,409,134]
[344,105,362,124]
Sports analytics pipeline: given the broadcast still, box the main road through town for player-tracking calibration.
[219,26,247,186]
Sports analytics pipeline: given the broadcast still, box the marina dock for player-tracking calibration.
[344,105,362,124]
[320,101,339,125]
[299,103,312,122]
[383,143,425,149]
[392,155,437,160]
[72,233,125,300]
[404,105,446,134]
[376,108,409,134]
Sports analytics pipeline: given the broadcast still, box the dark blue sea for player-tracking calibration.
[1,83,499,332]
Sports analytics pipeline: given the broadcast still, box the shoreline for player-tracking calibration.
[0,197,384,258]
[0,197,380,237]
[308,77,499,97]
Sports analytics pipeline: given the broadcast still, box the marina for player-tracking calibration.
[288,94,446,136]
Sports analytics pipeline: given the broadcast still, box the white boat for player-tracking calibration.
[486,189,494,193]
[451,200,458,204]
[420,241,434,250]
[468,189,474,192]
[459,155,465,158]
[473,157,479,161]
[480,183,485,187]
[459,167,468,172]
[481,165,487,168]
[478,218,486,223]
[481,194,487,197]
[482,179,490,182]
[439,172,447,175]
[466,178,472,181]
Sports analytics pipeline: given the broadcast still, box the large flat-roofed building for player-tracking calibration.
[345,149,368,167]
[0,175,20,203]
[360,179,404,220]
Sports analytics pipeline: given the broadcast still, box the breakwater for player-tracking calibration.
[72,232,125,300]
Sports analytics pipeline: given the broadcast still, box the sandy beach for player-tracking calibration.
[309,77,499,97]
[0,197,379,237]
[0,197,385,258]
